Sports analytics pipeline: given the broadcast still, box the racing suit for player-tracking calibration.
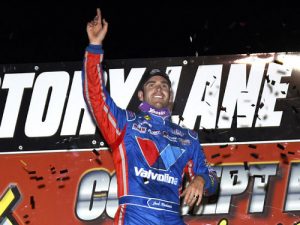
[82,44,218,225]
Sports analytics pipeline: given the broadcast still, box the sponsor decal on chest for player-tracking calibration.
[132,122,191,145]
[134,166,178,185]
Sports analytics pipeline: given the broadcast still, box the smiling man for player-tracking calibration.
[137,69,172,110]
[83,8,219,225]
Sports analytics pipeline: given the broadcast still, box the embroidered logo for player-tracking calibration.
[136,137,185,171]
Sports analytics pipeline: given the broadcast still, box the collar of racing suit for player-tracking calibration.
[138,101,171,120]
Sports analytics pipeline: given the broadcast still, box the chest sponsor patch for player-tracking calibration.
[136,137,185,171]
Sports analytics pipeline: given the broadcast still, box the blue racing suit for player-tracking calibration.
[82,44,218,225]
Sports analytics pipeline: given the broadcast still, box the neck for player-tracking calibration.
[138,102,171,119]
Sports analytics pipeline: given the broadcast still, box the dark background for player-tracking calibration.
[1,1,300,64]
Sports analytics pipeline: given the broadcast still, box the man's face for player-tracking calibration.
[138,75,172,109]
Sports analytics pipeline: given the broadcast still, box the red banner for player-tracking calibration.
[1,144,300,224]
[1,52,300,224]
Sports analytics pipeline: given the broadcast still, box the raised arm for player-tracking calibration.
[83,8,127,148]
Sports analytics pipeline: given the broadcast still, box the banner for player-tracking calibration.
[0,52,300,224]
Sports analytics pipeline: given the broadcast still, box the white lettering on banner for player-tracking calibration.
[109,66,182,109]
[61,71,96,135]
[256,62,291,127]
[183,65,223,129]
[192,164,278,215]
[165,66,182,101]
[285,163,300,211]
[248,164,277,213]
[76,163,298,220]
[216,165,249,213]
[109,68,145,109]
[218,64,265,128]
[106,174,118,218]
[0,62,291,140]
[25,72,69,137]
[0,73,35,138]
[75,170,110,221]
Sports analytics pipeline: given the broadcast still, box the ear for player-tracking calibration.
[168,89,174,111]
[138,90,144,101]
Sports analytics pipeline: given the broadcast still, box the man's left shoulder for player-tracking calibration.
[171,122,198,140]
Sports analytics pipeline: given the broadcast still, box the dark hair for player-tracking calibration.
[138,69,171,91]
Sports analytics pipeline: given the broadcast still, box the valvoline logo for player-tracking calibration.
[136,137,185,171]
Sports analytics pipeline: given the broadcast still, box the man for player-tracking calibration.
[83,8,218,225]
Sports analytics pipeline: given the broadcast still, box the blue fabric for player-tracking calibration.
[83,48,219,225]
[85,44,104,54]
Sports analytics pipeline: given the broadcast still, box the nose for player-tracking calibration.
[155,84,162,91]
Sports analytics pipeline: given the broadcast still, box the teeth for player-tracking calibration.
[154,96,163,98]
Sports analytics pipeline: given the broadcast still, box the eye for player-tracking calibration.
[162,84,169,89]
[148,83,155,88]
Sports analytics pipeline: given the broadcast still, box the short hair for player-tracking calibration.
[138,69,171,91]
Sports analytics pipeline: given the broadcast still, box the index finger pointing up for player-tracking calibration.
[96,8,101,22]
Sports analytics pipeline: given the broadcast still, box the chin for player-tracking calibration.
[153,103,167,109]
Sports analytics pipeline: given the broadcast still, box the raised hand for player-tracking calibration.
[86,8,108,45]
